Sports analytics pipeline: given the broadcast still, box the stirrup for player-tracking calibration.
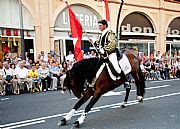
[124,82,131,89]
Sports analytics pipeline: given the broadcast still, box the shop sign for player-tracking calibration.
[121,13,155,34]
[0,28,32,37]
[167,27,180,35]
[121,24,153,33]
[62,12,99,28]
[55,5,100,30]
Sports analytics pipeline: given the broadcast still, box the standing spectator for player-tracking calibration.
[155,51,162,63]
[89,50,96,58]
[4,53,11,63]
[66,51,74,62]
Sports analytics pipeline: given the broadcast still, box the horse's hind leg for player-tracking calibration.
[58,88,94,126]
[73,91,102,127]
[121,83,131,108]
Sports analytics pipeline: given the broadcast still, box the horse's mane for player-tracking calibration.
[69,58,103,91]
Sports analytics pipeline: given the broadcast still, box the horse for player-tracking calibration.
[58,50,145,127]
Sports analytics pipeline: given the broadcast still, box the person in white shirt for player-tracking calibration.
[66,51,74,62]
[14,61,32,92]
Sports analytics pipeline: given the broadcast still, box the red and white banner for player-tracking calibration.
[104,0,110,21]
[66,2,83,62]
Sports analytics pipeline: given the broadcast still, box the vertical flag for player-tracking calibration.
[104,0,110,21]
[66,2,83,62]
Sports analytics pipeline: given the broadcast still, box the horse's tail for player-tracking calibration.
[138,66,146,97]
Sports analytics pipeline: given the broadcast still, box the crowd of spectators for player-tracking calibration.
[0,49,180,96]
[140,50,180,81]
[0,51,74,96]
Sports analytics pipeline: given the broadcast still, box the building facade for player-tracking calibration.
[0,0,180,61]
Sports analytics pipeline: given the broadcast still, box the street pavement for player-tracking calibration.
[1,78,180,129]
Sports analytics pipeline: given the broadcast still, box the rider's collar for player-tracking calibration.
[101,28,109,37]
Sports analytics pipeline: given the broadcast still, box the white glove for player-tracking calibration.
[99,48,105,54]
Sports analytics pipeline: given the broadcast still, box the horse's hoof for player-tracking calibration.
[73,121,80,128]
[121,104,126,108]
[121,102,127,108]
[58,118,67,126]
[137,96,143,103]
[138,99,143,103]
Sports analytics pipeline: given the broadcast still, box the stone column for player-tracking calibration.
[156,0,166,53]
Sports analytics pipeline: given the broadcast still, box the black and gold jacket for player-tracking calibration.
[94,30,116,59]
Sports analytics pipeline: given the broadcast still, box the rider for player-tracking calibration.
[89,19,134,82]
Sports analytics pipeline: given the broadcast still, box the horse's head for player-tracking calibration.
[63,70,82,99]
[63,58,102,98]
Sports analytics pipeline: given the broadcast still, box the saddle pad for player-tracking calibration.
[118,54,132,75]
[96,63,120,81]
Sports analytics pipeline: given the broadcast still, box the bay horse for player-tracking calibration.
[59,50,145,127]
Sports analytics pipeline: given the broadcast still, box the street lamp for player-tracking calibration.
[16,0,25,60]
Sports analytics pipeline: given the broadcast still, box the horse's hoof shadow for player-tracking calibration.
[58,118,67,126]
[73,121,80,128]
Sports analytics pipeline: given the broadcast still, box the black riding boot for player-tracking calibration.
[125,73,135,83]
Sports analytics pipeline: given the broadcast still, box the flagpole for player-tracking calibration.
[116,0,124,47]
[83,29,99,54]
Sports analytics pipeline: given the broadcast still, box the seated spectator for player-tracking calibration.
[15,61,32,93]
[176,58,180,78]
[0,62,5,96]
[1,61,18,95]
[60,61,69,93]
[140,61,147,80]
[49,62,61,90]
[28,64,40,92]
[157,59,165,79]
[38,62,51,91]
[144,59,152,80]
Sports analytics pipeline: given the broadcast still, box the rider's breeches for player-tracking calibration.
[108,53,121,74]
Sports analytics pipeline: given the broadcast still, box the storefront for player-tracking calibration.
[54,4,101,62]
[166,17,180,56]
[119,12,156,57]
[0,0,35,61]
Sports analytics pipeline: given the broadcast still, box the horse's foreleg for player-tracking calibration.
[74,92,102,127]
[59,89,94,126]
[121,83,131,108]
[135,82,143,102]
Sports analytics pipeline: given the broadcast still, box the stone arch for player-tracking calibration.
[50,0,103,28]
[166,16,180,35]
[21,0,35,26]
[120,11,157,34]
